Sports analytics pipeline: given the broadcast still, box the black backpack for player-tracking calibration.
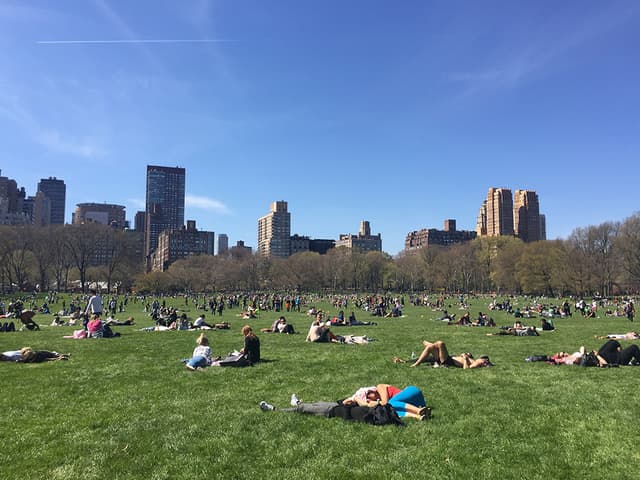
[365,404,406,427]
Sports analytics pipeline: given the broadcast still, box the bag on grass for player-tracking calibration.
[218,352,251,367]
[365,404,406,427]
[579,351,599,367]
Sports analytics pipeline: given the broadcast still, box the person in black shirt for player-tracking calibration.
[241,325,260,364]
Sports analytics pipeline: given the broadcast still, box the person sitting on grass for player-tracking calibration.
[185,332,213,371]
[240,325,261,364]
[306,315,339,343]
[193,313,215,329]
[86,314,105,338]
[400,340,493,369]
[540,318,555,331]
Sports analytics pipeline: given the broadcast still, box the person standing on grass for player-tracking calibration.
[85,289,103,317]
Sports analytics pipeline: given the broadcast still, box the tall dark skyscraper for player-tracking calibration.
[37,177,66,224]
[145,165,185,261]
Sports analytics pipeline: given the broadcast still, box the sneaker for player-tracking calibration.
[259,401,275,411]
[290,394,301,406]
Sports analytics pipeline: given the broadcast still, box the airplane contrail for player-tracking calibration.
[37,39,235,45]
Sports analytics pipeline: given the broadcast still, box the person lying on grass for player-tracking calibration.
[2,347,71,363]
[595,339,640,366]
[548,340,640,366]
[184,332,213,371]
[486,321,539,336]
[396,340,492,369]
[595,332,639,340]
[259,391,414,425]
[344,384,430,420]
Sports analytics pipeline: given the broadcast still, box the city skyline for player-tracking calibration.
[2,2,640,254]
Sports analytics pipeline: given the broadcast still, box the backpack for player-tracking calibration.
[218,352,251,367]
[364,404,406,427]
[579,351,600,367]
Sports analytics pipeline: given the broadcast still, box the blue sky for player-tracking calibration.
[1,1,639,255]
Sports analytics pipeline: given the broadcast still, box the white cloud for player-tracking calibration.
[37,130,107,158]
[447,5,639,96]
[186,194,231,214]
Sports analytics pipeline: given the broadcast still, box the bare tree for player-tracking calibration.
[28,226,56,291]
[66,223,104,293]
[617,212,640,291]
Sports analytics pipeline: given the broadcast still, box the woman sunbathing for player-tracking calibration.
[400,340,492,369]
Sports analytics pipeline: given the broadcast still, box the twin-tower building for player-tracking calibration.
[476,187,546,242]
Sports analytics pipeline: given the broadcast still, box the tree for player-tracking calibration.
[28,226,56,291]
[491,238,524,293]
[617,212,640,291]
[516,241,566,295]
[66,224,104,293]
[392,251,425,292]
[0,226,34,290]
[49,226,73,292]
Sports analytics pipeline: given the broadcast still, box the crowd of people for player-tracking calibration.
[2,290,639,427]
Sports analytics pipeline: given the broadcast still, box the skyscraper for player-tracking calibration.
[37,177,66,224]
[257,201,291,257]
[484,187,514,237]
[145,165,185,261]
[513,190,541,242]
[217,233,229,256]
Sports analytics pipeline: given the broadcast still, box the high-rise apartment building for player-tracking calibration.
[37,177,66,224]
[513,190,542,242]
[151,220,214,271]
[477,188,514,237]
[539,214,547,241]
[335,220,382,252]
[134,211,146,233]
[145,165,185,262]
[0,171,28,225]
[217,234,229,256]
[31,191,52,226]
[257,201,291,257]
[73,203,126,229]
[477,187,547,241]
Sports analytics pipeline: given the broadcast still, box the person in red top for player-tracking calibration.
[344,384,429,420]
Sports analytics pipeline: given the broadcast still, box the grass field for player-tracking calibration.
[1,294,639,480]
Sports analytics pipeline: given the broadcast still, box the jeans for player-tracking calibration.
[281,401,339,416]
[187,355,208,369]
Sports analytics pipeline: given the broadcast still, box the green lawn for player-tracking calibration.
[1,294,639,479]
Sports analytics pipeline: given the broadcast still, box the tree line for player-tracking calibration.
[1,212,639,295]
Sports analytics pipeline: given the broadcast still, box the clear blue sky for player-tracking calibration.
[2,1,639,255]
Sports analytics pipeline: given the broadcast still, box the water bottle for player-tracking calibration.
[411,351,416,360]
